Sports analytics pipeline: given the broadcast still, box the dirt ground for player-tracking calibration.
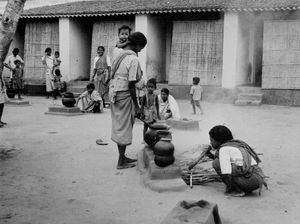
[1,96,300,224]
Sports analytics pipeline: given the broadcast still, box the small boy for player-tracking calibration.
[53,69,63,99]
[116,25,132,48]
[53,51,61,71]
[141,78,160,140]
[12,59,23,100]
[190,77,204,115]
[111,25,132,62]
[75,83,103,113]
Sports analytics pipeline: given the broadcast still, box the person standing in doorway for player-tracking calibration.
[91,46,111,106]
[42,48,55,99]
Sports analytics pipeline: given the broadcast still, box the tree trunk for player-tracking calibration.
[0,0,26,83]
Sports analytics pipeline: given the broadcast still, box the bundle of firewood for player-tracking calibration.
[178,159,222,185]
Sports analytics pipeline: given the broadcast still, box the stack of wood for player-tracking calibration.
[177,146,222,185]
[179,160,221,185]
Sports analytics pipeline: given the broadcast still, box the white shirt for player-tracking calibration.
[93,55,111,69]
[4,54,24,78]
[219,146,257,174]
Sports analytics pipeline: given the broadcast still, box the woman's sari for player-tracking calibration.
[158,94,180,120]
[42,55,54,92]
[94,55,109,99]
[213,140,268,194]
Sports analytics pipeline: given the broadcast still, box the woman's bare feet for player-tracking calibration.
[225,191,245,197]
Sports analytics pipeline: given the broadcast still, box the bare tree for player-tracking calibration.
[0,0,26,85]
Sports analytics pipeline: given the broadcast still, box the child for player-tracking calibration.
[75,83,103,113]
[111,25,132,62]
[53,69,63,99]
[141,78,160,140]
[116,25,132,48]
[12,60,23,100]
[190,77,204,115]
[53,51,61,73]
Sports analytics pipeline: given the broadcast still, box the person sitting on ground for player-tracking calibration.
[75,83,103,113]
[12,59,24,100]
[188,125,268,197]
[158,88,180,120]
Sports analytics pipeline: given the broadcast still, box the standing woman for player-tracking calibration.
[42,48,55,99]
[91,46,111,105]
[109,32,147,169]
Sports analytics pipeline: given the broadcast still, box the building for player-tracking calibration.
[5,0,300,105]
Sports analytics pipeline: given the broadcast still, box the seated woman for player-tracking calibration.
[76,83,103,113]
[158,88,180,120]
[189,125,268,197]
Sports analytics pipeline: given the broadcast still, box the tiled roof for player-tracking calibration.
[21,0,300,18]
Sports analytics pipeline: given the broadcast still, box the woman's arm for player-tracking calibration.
[188,145,212,170]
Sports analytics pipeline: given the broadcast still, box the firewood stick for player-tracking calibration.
[190,170,193,189]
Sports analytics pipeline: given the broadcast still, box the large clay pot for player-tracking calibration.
[154,155,175,167]
[149,122,170,130]
[6,89,15,99]
[62,92,76,107]
[144,129,160,148]
[153,138,174,157]
[156,130,172,140]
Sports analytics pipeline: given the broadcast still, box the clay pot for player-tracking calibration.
[156,130,172,140]
[62,92,76,107]
[153,138,174,157]
[154,155,175,167]
[144,129,160,148]
[6,89,15,99]
[149,122,170,130]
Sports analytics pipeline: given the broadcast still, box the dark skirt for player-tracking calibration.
[213,159,265,193]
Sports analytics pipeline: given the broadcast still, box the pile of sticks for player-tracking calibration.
[181,168,222,185]
[178,158,222,185]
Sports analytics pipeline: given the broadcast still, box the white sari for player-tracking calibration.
[42,55,54,92]
[158,94,180,120]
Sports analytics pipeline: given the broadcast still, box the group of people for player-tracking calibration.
[97,26,181,169]
[0,48,25,128]
[0,24,268,197]
[104,25,267,197]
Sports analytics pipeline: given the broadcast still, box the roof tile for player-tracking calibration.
[21,0,300,18]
